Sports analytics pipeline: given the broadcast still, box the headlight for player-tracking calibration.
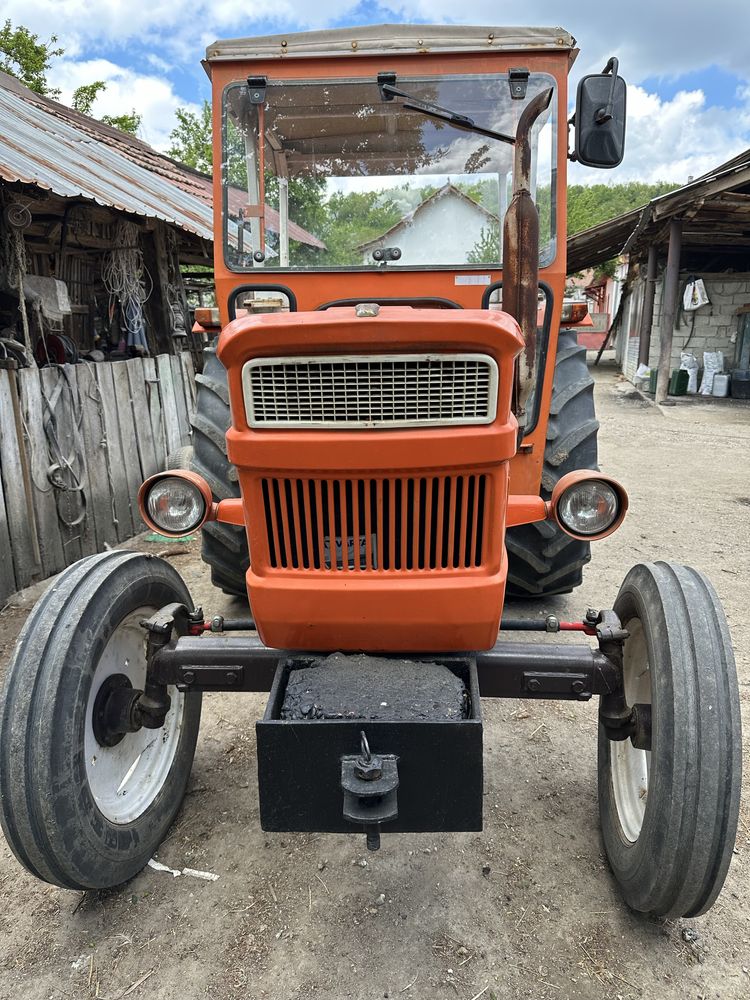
[138,471,212,536]
[551,472,628,540]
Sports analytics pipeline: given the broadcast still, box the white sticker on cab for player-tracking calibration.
[454,275,492,285]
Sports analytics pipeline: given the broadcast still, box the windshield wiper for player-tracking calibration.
[377,72,515,146]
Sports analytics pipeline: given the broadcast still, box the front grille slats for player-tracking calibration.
[244,354,498,429]
[260,475,488,572]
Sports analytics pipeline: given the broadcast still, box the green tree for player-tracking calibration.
[101,109,141,135]
[467,224,500,265]
[72,80,141,135]
[317,190,401,266]
[0,19,63,96]
[265,174,328,265]
[167,100,213,172]
[71,81,105,115]
[567,181,678,235]
[566,181,679,279]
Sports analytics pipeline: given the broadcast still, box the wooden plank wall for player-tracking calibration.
[0,353,196,604]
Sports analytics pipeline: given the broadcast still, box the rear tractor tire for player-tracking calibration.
[0,551,202,890]
[505,329,599,598]
[598,562,741,917]
[191,345,249,597]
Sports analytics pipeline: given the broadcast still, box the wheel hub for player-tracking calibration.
[84,607,186,825]
[91,673,141,747]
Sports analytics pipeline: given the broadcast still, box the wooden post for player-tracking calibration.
[655,219,682,404]
[638,243,658,367]
[143,222,176,356]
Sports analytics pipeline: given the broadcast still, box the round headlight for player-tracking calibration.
[557,479,620,537]
[145,476,207,536]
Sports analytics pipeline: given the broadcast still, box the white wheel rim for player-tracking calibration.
[609,618,652,843]
[84,608,185,825]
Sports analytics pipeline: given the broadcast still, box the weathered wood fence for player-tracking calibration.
[0,353,196,604]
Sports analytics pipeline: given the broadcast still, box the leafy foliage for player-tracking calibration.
[71,81,105,115]
[0,19,63,96]
[167,100,213,172]
[1,22,141,134]
[468,224,500,265]
[265,174,329,264]
[567,182,677,235]
[317,190,402,265]
[101,110,141,135]
[72,80,142,135]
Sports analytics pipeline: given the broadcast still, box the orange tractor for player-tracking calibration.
[0,26,741,918]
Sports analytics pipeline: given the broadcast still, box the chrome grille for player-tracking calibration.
[243,354,498,428]
[261,475,488,571]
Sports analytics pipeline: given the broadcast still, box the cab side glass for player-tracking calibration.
[574,73,627,168]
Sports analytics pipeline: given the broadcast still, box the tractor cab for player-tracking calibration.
[208,25,568,315]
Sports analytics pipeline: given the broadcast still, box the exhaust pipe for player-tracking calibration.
[502,88,554,427]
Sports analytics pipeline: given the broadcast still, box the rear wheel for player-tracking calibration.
[0,551,202,889]
[191,345,249,597]
[598,562,741,917]
[505,330,599,597]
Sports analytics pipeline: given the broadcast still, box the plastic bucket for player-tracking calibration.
[712,373,730,397]
[669,369,689,396]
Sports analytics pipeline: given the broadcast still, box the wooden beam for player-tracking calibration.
[655,219,682,405]
[651,165,750,220]
[638,244,658,368]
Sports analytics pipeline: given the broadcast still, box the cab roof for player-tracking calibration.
[205,23,576,64]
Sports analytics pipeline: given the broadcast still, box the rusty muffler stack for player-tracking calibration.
[502,88,554,426]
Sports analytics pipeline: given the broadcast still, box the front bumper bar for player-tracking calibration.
[149,634,620,701]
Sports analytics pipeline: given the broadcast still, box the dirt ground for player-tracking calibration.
[0,364,749,1000]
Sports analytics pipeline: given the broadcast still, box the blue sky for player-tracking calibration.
[3,1,750,183]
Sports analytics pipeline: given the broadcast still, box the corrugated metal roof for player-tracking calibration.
[0,72,213,241]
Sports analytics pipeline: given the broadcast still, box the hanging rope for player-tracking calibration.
[1,200,34,357]
[102,220,153,350]
[42,368,88,530]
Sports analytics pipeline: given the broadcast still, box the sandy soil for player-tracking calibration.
[0,365,748,1000]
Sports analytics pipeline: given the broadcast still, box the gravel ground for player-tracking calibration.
[0,364,748,1000]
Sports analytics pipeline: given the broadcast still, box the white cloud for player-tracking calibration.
[569,84,750,185]
[4,0,750,80]
[48,58,202,150]
[4,1,750,179]
[381,1,750,84]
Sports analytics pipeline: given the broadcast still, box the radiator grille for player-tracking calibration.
[260,475,488,571]
[243,354,498,428]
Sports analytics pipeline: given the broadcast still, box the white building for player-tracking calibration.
[358,183,499,266]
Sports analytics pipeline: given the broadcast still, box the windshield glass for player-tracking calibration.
[222,74,556,271]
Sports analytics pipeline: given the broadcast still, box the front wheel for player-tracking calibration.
[0,551,202,890]
[597,562,741,917]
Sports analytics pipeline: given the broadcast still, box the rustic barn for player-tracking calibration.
[567,149,750,400]
[0,69,217,366]
[0,70,218,603]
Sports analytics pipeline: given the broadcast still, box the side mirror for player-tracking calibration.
[574,57,626,168]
